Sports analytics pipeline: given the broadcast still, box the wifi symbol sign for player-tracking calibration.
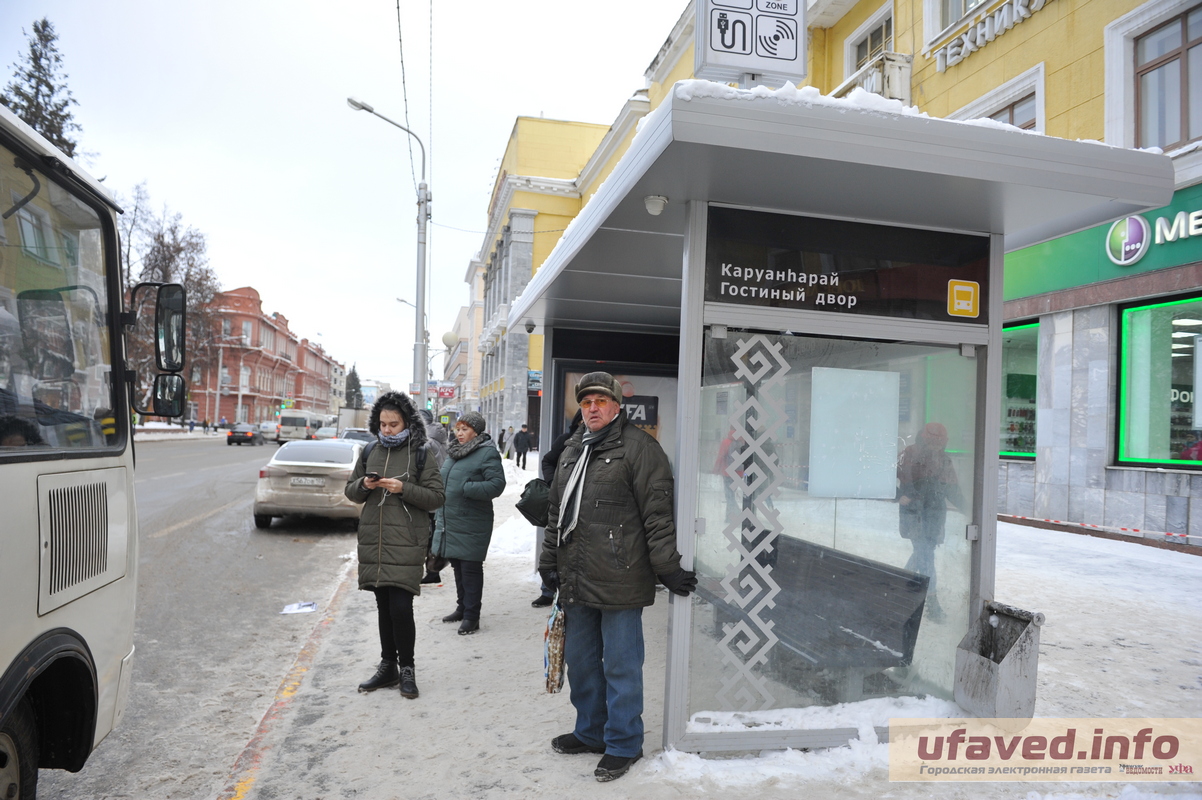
[755,16,797,60]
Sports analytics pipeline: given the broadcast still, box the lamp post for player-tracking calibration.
[348,96,430,411]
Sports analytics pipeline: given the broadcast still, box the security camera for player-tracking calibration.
[644,195,668,216]
[524,320,535,334]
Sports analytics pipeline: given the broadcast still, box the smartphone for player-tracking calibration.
[365,472,381,481]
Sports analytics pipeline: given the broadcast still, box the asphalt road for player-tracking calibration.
[39,434,358,799]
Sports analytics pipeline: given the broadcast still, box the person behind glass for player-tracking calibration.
[512,423,534,469]
[896,421,964,621]
[0,415,44,447]
[433,411,505,635]
[418,408,450,585]
[531,409,583,608]
[345,391,445,698]
[539,372,696,783]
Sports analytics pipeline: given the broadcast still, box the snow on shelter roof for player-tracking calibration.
[508,80,1174,335]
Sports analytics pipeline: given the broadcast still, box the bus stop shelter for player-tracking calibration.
[510,83,1174,753]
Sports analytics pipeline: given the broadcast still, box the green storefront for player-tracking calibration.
[999,181,1202,542]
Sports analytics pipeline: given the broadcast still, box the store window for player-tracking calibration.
[990,93,1037,130]
[856,16,893,69]
[1135,4,1202,149]
[1119,295,1202,465]
[1000,322,1038,457]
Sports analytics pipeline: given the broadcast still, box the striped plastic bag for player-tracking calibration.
[544,591,566,693]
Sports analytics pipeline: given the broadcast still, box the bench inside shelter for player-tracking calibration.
[696,533,929,703]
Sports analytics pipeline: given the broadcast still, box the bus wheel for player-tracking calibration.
[0,697,37,800]
[254,514,273,529]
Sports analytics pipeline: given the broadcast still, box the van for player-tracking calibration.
[278,411,318,442]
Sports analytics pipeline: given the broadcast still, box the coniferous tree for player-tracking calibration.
[346,366,364,409]
[2,18,81,157]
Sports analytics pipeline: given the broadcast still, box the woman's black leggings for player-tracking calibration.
[372,586,416,667]
[450,558,484,621]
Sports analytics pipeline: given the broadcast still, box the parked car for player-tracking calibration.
[339,427,373,443]
[253,439,364,528]
[258,420,280,441]
[314,426,338,440]
[227,423,265,446]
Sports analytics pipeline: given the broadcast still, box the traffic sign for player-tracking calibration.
[695,0,807,87]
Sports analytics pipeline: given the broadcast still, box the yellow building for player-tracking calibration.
[472,117,608,439]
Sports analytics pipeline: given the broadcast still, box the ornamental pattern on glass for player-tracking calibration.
[716,334,790,711]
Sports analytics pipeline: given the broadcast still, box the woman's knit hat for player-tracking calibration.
[458,411,486,434]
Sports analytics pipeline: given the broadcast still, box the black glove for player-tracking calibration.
[539,568,560,592]
[658,567,697,597]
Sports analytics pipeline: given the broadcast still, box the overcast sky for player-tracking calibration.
[0,1,691,390]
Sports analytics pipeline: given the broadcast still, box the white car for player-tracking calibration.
[258,420,280,441]
[314,426,338,440]
[253,439,364,529]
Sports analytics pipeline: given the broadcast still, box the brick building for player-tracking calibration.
[193,287,343,425]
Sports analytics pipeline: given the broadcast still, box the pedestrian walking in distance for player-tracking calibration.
[540,372,696,782]
[433,411,506,635]
[513,423,534,469]
[345,391,445,699]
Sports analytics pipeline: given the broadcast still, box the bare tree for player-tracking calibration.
[118,188,221,412]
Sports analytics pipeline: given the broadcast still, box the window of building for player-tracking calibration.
[241,319,253,344]
[941,0,987,33]
[1136,4,1202,149]
[15,204,54,263]
[856,16,893,69]
[1000,323,1038,457]
[989,93,1038,129]
[1118,294,1202,466]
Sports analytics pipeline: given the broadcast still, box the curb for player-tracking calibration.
[1000,513,1202,556]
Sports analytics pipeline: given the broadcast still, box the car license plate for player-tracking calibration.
[291,476,325,486]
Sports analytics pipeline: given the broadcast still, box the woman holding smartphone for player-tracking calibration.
[345,391,444,698]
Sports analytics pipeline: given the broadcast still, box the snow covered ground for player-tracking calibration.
[218,456,1202,799]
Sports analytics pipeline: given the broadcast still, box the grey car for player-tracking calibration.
[253,439,364,529]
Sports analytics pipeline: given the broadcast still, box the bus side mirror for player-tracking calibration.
[155,284,186,373]
[135,373,186,418]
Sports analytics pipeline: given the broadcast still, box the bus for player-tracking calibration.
[0,105,186,797]
[277,408,320,443]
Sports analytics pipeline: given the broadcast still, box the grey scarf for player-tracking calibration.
[557,420,616,544]
[448,432,491,460]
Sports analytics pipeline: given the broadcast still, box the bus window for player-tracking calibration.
[0,154,116,452]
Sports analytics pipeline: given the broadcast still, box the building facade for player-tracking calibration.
[194,287,343,425]
[473,117,609,440]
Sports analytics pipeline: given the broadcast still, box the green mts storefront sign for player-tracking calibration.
[1005,183,1202,300]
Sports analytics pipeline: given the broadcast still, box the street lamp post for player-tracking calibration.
[348,96,430,411]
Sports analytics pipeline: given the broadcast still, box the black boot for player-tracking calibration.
[357,660,399,693]
[458,618,480,635]
[399,665,419,698]
[442,608,464,623]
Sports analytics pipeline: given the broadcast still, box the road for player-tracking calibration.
[40,435,358,800]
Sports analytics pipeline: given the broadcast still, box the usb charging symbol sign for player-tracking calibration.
[712,9,753,54]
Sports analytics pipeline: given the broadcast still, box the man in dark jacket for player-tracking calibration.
[512,423,534,469]
[539,372,696,782]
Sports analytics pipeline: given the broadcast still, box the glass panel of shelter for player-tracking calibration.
[686,328,976,728]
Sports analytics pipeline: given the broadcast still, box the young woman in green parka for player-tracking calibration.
[345,391,445,698]
[432,411,506,634]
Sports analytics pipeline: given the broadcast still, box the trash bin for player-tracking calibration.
[954,600,1045,719]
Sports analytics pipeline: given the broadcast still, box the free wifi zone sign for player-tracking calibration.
[889,718,1201,781]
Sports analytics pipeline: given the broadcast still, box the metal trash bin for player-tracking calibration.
[954,600,1045,719]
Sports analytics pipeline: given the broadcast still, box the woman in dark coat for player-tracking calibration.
[345,391,444,698]
[433,411,506,634]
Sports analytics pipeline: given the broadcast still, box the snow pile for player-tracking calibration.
[647,737,888,787]
[686,694,962,735]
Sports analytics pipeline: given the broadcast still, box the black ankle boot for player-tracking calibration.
[442,609,464,623]
[358,660,399,693]
[458,618,480,635]
[399,665,419,698]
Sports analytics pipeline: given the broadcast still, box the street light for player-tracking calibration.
[349,96,431,410]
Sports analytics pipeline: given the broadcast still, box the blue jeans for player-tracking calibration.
[564,605,644,758]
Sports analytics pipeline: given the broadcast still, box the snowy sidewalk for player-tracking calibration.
[215,459,1202,800]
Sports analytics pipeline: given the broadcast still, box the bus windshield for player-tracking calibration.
[0,152,116,451]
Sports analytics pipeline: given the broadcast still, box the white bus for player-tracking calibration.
[277,408,320,443]
[0,106,186,797]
